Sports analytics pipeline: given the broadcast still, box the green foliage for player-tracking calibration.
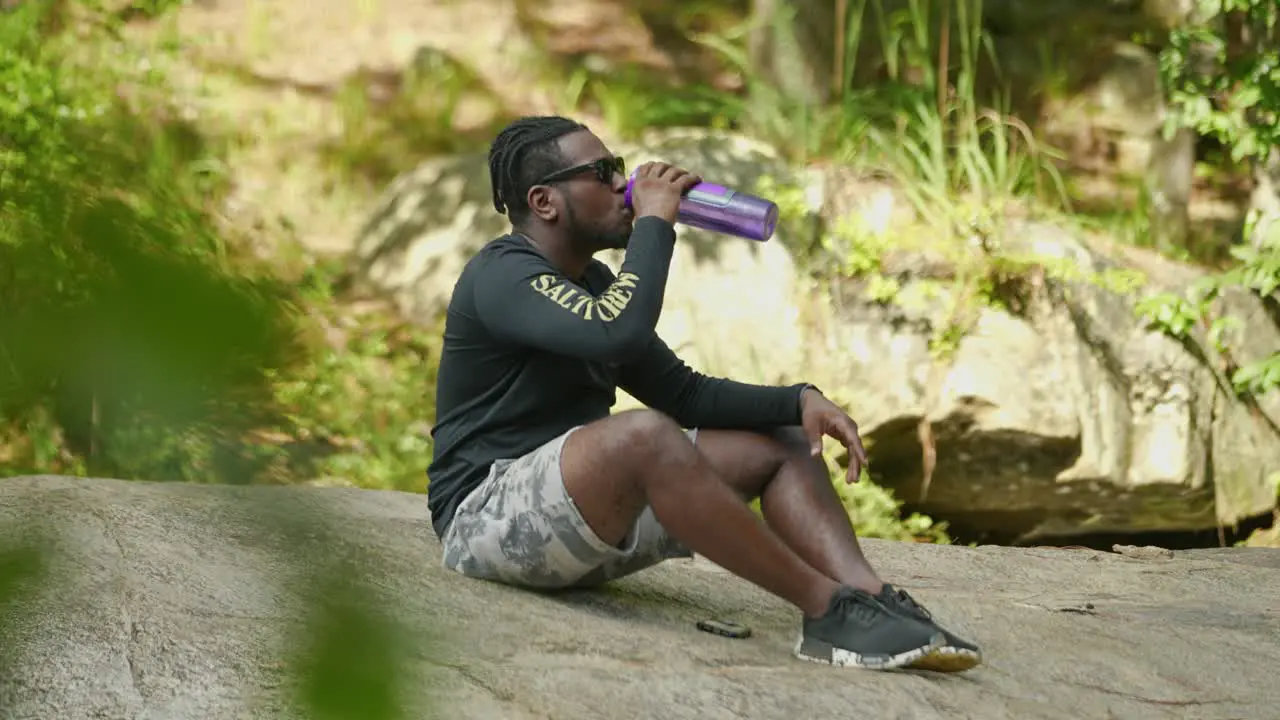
[744,0,1073,343]
[855,0,1069,237]
[267,261,442,493]
[0,525,50,688]
[323,48,511,185]
[0,0,305,482]
[1142,0,1280,396]
[719,1,1080,539]
[1135,289,1213,339]
[1159,0,1279,164]
[689,20,874,164]
[294,583,407,720]
[284,519,419,720]
[0,0,446,492]
[117,0,191,19]
[558,65,744,142]
[0,5,431,716]
[835,468,951,544]
[1137,241,1280,396]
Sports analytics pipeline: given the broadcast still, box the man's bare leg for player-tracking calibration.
[560,409,840,618]
[691,426,885,593]
[692,425,983,672]
[560,409,945,670]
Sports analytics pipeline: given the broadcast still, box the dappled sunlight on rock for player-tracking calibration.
[811,218,1280,543]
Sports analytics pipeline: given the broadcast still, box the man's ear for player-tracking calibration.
[526,184,560,223]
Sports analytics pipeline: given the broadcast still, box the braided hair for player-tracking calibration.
[487,115,587,222]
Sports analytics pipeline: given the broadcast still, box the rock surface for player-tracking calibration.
[2,475,1279,719]
[817,220,1280,541]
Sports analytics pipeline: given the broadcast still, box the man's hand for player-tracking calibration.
[630,161,701,224]
[800,387,869,485]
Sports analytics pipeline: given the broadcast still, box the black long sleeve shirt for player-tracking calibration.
[426,216,810,537]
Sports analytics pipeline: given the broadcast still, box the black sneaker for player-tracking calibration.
[876,584,982,672]
[794,585,945,670]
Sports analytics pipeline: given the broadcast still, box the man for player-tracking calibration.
[427,115,981,672]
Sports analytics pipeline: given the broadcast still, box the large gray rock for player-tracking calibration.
[1,475,1279,719]
[1037,38,1171,175]
[805,220,1280,542]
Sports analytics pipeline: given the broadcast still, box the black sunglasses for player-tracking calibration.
[535,156,626,186]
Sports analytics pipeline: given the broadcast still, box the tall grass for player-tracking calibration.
[853,0,1070,241]
[689,9,876,164]
[676,0,1070,241]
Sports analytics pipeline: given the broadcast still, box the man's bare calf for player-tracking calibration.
[692,425,886,595]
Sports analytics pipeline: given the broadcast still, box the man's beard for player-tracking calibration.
[567,204,632,251]
[597,223,632,249]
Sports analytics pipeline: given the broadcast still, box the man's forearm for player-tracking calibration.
[618,337,815,429]
[672,376,813,429]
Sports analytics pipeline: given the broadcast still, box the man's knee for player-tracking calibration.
[609,409,690,456]
[770,425,809,453]
[768,426,831,478]
[769,426,814,459]
[561,409,691,500]
[559,410,693,553]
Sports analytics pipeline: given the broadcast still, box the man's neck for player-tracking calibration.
[514,227,593,280]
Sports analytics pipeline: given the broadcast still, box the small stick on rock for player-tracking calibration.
[1111,544,1175,561]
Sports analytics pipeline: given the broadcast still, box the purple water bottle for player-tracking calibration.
[624,172,780,242]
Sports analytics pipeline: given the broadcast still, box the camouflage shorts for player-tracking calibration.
[439,426,696,589]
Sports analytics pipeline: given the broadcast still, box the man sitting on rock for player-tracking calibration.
[426,115,981,672]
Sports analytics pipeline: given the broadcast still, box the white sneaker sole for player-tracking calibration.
[793,631,946,670]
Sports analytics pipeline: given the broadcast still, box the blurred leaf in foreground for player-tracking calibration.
[0,525,51,691]
[0,0,306,482]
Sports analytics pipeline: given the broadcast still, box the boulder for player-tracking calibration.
[348,128,810,389]
[805,220,1280,542]
[2,476,1280,719]
[1039,41,1167,176]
